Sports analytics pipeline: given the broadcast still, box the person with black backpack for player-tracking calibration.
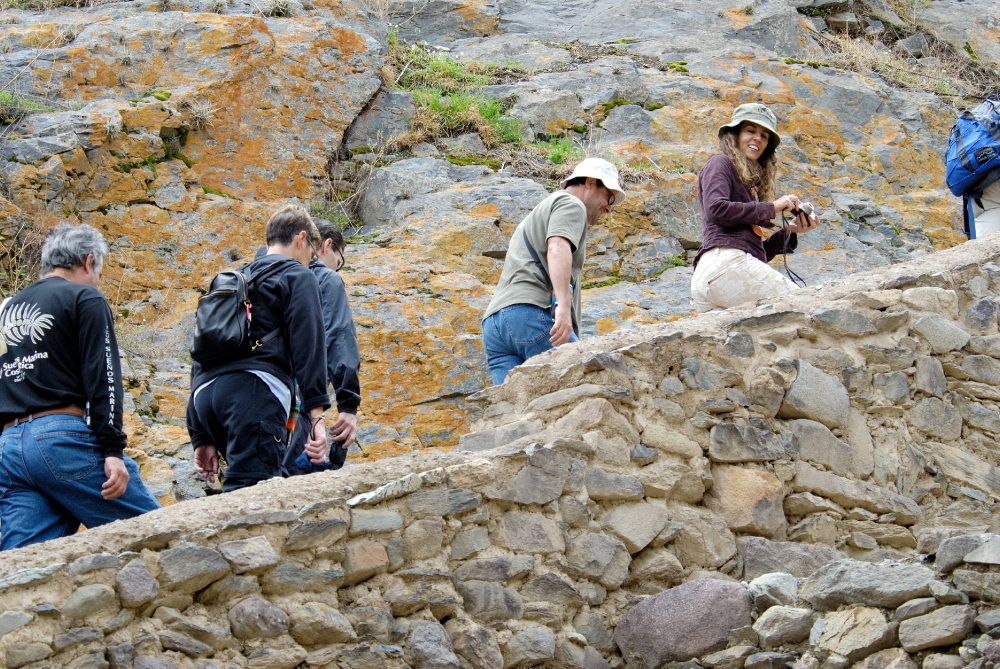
[186,204,331,492]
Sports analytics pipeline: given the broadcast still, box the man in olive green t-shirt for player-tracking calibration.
[482,158,626,385]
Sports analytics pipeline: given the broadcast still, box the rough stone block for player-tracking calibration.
[793,461,921,523]
[902,287,959,319]
[816,606,894,662]
[407,489,482,517]
[896,597,939,621]
[553,398,640,444]
[6,642,53,669]
[899,605,975,651]
[954,568,1000,601]
[288,602,357,646]
[486,448,578,505]
[753,606,813,649]
[922,654,964,669]
[350,509,404,535]
[708,423,787,462]
[706,465,785,537]
[451,527,490,560]
[0,611,32,638]
[800,559,933,610]
[459,420,544,453]
[157,544,230,594]
[669,504,737,569]
[778,360,850,428]
[909,398,963,440]
[910,315,970,354]
[261,563,343,595]
[811,307,876,337]
[623,549,684,594]
[915,356,947,398]
[217,536,281,575]
[457,581,523,623]
[284,519,349,551]
[615,579,752,666]
[790,419,853,476]
[584,466,644,500]
[411,621,462,669]
[454,556,534,582]
[499,511,564,553]
[839,520,916,549]
[636,454,705,502]
[600,501,670,553]
[343,539,389,586]
[521,573,584,606]
[444,618,503,669]
[502,627,555,669]
[564,532,631,589]
[63,584,118,621]
[228,597,289,640]
[404,520,445,561]
[748,572,798,611]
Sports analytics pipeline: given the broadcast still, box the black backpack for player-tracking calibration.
[189,259,291,364]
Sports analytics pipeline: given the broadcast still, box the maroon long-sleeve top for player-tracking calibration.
[693,153,796,269]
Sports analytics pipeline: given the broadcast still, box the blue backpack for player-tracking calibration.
[946,95,1000,239]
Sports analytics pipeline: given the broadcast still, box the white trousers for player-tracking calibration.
[691,247,800,313]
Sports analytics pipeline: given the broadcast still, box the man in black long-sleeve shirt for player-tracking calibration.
[276,221,362,474]
[187,204,331,491]
[0,224,160,550]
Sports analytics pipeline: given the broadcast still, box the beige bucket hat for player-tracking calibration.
[719,103,781,156]
[560,157,626,204]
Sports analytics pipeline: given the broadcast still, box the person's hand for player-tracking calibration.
[305,415,329,464]
[329,412,357,450]
[103,456,129,500]
[194,445,219,483]
[549,302,573,346]
[773,194,798,213]
[787,212,819,234]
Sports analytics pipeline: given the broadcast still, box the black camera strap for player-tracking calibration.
[779,212,807,288]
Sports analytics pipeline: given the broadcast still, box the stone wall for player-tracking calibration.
[4,238,1000,669]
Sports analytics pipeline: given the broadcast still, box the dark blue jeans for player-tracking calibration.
[0,415,160,550]
[482,304,579,385]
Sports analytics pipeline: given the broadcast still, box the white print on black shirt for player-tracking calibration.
[0,302,54,347]
[3,351,49,382]
[105,328,115,424]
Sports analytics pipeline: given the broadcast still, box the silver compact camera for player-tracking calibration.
[790,202,815,218]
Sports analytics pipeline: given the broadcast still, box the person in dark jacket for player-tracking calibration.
[690,103,820,312]
[254,219,361,474]
[0,223,159,550]
[187,204,331,492]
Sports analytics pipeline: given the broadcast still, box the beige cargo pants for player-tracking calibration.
[691,247,799,313]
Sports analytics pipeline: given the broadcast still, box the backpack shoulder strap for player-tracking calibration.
[522,228,553,291]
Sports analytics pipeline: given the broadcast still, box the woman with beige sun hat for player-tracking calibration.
[690,102,820,312]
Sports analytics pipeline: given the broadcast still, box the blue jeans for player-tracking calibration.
[482,304,579,385]
[0,415,160,550]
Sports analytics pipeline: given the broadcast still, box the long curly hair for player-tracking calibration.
[719,125,778,203]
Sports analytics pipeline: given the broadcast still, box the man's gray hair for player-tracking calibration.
[40,223,109,275]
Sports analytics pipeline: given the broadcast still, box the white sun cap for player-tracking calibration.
[560,157,626,204]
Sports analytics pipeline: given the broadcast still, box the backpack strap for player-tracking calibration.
[242,257,296,350]
[965,195,977,240]
[522,228,553,292]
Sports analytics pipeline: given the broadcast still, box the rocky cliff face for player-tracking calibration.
[0,0,993,499]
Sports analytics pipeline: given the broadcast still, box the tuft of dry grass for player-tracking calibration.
[0,218,42,299]
[821,32,997,103]
[188,100,216,130]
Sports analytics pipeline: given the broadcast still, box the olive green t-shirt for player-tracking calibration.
[483,190,588,335]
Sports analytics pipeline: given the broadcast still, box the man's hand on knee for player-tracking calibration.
[330,412,357,449]
[194,445,219,483]
[102,457,129,500]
